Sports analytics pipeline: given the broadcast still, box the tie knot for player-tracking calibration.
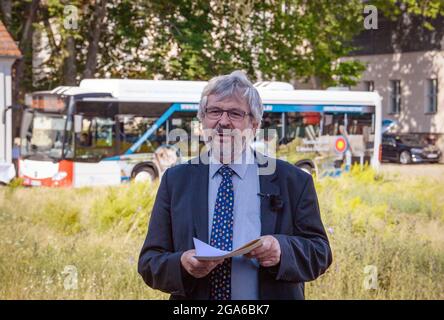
[218,165,234,178]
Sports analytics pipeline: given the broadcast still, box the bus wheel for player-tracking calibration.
[298,163,314,175]
[133,166,156,183]
[399,151,412,164]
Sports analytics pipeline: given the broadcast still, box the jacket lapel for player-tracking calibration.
[192,161,210,243]
[257,153,280,236]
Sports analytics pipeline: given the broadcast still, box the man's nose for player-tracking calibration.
[217,111,232,127]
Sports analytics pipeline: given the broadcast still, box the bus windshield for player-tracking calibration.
[74,115,117,161]
[20,110,69,161]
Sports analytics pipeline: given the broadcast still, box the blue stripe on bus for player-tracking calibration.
[177,103,368,113]
[262,104,368,113]
[125,103,180,155]
[119,102,371,156]
[179,103,199,111]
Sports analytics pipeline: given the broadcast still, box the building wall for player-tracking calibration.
[344,50,444,161]
[345,50,444,135]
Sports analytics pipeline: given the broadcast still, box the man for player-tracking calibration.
[138,71,332,300]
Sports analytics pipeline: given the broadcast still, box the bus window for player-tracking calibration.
[168,113,203,157]
[75,116,116,161]
[322,113,374,136]
[262,112,283,142]
[322,114,341,136]
[117,115,166,154]
[346,113,374,135]
[321,112,375,161]
[95,118,114,147]
[21,112,67,160]
[170,114,193,133]
[285,112,321,143]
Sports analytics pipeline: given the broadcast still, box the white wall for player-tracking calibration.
[0,58,14,163]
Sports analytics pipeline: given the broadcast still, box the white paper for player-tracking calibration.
[193,237,263,261]
[193,238,230,258]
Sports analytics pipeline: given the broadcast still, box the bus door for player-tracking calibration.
[72,100,121,186]
[320,109,375,165]
[168,112,202,159]
[117,115,159,154]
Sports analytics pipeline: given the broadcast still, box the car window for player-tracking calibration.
[382,136,394,145]
[400,136,423,145]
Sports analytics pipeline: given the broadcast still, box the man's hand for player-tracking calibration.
[181,249,224,278]
[245,235,281,267]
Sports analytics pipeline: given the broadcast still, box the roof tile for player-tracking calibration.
[0,20,21,57]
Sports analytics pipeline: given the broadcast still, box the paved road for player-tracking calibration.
[380,163,444,178]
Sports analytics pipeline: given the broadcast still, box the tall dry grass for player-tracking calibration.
[0,165,443,299]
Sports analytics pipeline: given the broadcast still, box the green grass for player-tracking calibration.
[0,166,443,299]
[308,166,444,299]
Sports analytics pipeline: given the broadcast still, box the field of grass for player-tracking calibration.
[1,165,443,300]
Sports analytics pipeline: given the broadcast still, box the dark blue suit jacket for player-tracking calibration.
[138,154,332,300]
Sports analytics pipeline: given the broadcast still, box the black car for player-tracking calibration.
[381,134,442,164]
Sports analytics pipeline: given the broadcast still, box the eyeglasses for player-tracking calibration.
[204,107,251,121]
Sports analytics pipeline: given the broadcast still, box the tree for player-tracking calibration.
[2,0,444,102]
[371,0,444,51]
[373,0,444,29]
[0,0,40,102]
[83,0,107,79]
[138,0,368,88]
[249,0,368,88]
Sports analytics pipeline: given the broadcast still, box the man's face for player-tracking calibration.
[201,94,258,163]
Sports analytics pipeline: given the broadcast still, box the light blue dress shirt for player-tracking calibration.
[208,148,261,300]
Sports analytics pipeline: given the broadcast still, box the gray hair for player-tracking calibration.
[197,70,264,125]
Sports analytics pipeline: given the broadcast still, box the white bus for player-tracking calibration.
[18,79,382,187]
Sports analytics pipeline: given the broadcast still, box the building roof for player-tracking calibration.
[0,20,21,58]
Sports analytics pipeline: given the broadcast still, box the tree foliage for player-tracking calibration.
[1,0,443,103]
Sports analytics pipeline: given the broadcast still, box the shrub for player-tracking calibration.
[37,200,82,236]
[90,181,158,236]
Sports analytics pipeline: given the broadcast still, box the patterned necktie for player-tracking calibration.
[209,165,235,300]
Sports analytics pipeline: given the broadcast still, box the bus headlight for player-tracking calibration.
[52,171,68,181]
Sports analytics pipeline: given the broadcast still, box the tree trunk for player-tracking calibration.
[0,0,12,26]
[83,0,107,79]
[63,35,77,85]
[13,0,40,103]
[310,75,322,89]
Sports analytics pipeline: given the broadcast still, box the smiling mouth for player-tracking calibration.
[215,128,234,136]
[216,134,233,143]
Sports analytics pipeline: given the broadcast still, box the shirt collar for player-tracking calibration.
[209,147,255,180]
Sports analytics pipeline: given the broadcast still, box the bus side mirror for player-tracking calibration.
[74,115,83,133]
